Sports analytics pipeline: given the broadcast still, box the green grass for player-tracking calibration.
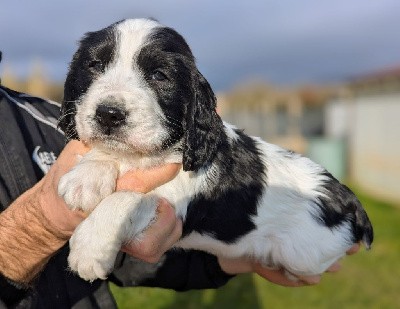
[110,189,400,309]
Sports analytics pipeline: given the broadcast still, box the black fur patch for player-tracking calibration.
[137,27,195,148]
[314,172,373,246]
[137,26,225,170]
[60,23,117,139]
[183,130,267,243]
[182,70,225,172]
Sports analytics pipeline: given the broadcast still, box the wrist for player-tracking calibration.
[0,185,68,284]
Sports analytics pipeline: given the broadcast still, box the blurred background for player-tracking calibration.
[1,1,399,308]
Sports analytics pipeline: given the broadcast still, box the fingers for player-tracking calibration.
[51,140,91,181]
[217,257,254,274]
[220,242,363,288]
[59,140,91,165]
[60,142,181,194]
[325,243,360,273]
[254,265,320,287]
[116,163,181,193]
[122,199,182,263]
[220,258,324,287]
[347,243,360,255]
[255,267,302,287]
[36,140,91,236]
[64,139,91,154]
[295,274,321,285]
[326,261,341,272]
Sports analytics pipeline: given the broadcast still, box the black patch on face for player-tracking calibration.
[314,171,373,247]
[183,129,267,243]
[137,27,196,148]
[59,23,117,139]
[138,28,225,171]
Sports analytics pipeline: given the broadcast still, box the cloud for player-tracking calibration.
[1,0,400,90]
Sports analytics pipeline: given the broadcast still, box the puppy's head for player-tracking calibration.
[60,18,224,171]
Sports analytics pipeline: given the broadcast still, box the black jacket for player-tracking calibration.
[0,85,232,308]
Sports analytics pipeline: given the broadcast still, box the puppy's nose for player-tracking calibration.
[95,105,127,133]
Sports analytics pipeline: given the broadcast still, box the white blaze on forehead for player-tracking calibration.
[76,18,170,154]
[115,19,161,66]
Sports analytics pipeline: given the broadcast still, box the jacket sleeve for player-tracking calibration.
[0,273,30,307]
[0,86,64,306]
[0,179,31,307]
[110,249,235,291]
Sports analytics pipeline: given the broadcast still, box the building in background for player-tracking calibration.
[326,66,400,204]
[217,84,330,154]
[217,84,343,179]
[218,66,400,204]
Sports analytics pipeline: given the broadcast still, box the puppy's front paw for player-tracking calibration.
[58,160,118,211]
[68,218,121,281]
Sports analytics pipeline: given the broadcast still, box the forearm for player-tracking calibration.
[0,182,68,284]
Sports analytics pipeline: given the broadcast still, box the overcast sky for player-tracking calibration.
[1,0,400,91]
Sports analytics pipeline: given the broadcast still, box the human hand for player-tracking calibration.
[37,140,91,238]
[38,140,181,239]
[121,199,183,263]
[0,140,181,283]
[218,243,361,287]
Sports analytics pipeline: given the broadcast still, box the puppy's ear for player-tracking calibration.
[182,70,224,171]
[58,66,79,141]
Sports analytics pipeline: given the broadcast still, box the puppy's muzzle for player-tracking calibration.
[95,105,127,135]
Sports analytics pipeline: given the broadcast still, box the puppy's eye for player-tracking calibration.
[151,70,167,81]
[87,60,104,72]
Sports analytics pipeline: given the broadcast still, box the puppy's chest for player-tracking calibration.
[116,153,182,174]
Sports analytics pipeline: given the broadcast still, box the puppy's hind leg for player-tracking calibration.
[68,191,158,282]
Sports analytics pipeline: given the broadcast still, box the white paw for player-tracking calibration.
[68,218,121,281]
[58,160,118,211]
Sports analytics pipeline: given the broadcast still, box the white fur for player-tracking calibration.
[76,19,168,154]
[175,139,353,276]
[61,131,354,281]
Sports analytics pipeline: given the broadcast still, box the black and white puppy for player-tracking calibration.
[58,19,373,282]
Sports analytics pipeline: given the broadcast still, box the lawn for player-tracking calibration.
[110,188,400,308]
